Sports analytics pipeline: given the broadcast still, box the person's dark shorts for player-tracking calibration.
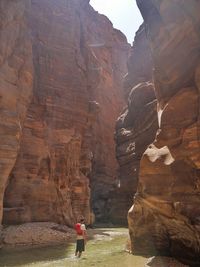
[76,239,85,252]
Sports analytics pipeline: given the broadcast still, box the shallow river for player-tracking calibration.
[0,228,147,267]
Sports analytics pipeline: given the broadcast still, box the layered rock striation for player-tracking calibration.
[0,0,129,231]
[128,0,200,265]
[115,25,158,224]
[0,0,33,228]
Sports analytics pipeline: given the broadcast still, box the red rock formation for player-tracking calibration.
[128,0,200,265]
[0,0,33,227]
[146,256,189,267]
[1,0,129,228]
[115,25,158,224]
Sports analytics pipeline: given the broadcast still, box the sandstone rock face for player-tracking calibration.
[146,256,189,267]
[0,0,33,226]
[129,0,200,265]
[81,6,129,223]
[1,0,129,228]
[115,25,158,224]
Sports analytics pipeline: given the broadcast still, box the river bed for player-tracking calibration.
[0,228,147,267]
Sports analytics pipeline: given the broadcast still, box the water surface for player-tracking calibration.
[0,228,147,267]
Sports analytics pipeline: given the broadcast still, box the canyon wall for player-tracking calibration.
[115,25,158,224]
[128,0,200,265]
[0,0,129,228]
[0,0,33,229]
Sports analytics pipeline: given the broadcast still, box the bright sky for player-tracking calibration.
[90,0,143,43]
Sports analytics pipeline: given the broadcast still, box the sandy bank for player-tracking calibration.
[1,222,75,249]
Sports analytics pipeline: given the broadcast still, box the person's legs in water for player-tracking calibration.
[75,243,79,257]
[75,239,85,257]
[75,240,78,256]
[75,251,82,257]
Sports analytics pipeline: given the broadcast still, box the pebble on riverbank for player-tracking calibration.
[2,222,75,248]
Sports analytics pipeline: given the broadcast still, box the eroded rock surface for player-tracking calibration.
[129,0,200,265]
[0,0,33,227]
[115,25,158,224]
[1,0,129,231]
[146,256,189,267]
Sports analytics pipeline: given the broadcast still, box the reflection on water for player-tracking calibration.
[0,228,146,267]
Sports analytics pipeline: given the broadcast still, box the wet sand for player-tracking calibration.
[0,228,147,267]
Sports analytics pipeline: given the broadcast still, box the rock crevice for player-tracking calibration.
[127,1,200,265]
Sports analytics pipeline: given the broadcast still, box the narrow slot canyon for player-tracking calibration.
[0,1,200,267]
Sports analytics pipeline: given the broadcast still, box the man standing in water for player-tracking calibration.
[75,218,87,258]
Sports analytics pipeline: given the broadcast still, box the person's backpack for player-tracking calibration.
[75,223,83,235]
